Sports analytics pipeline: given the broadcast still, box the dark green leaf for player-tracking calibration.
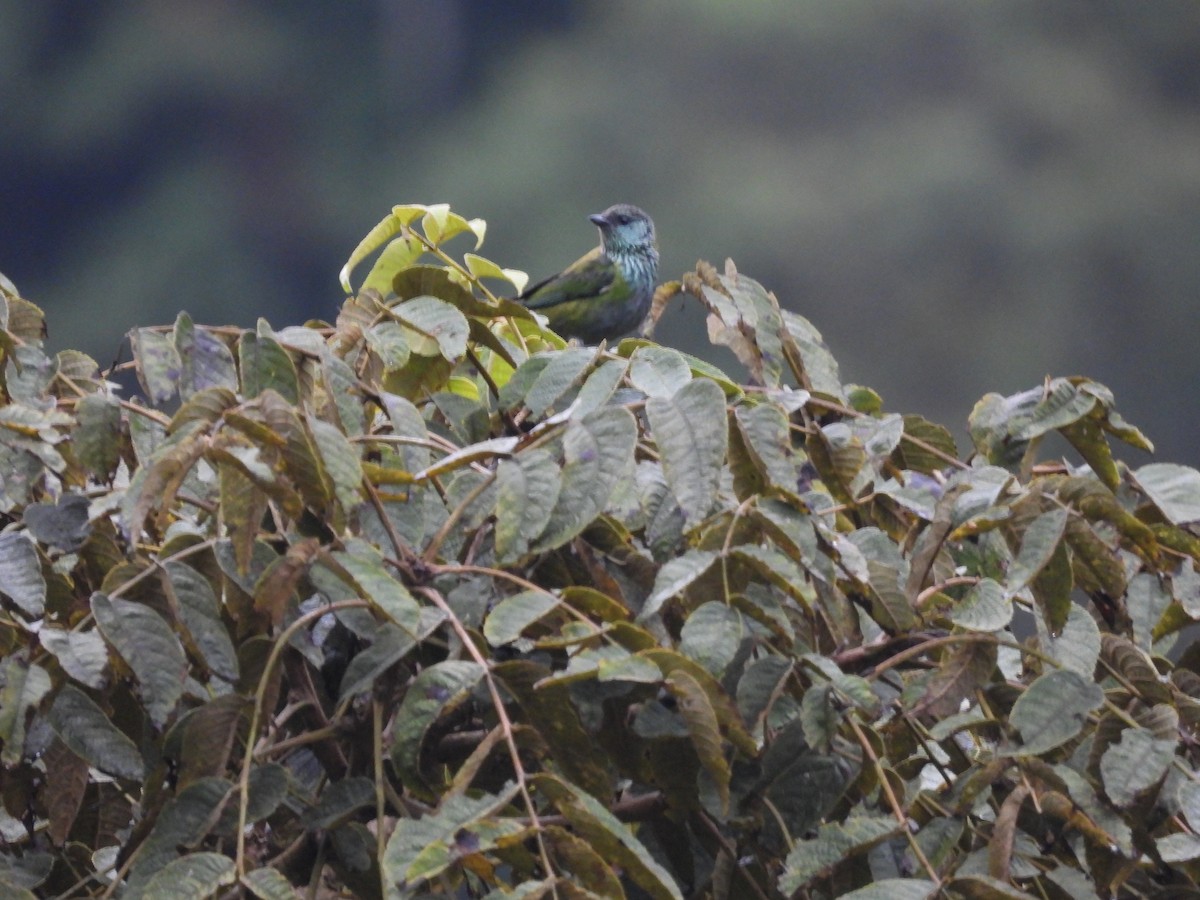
[46,685,144,780]
[1010,669,1104,755]
[0,533,46,617]
[645,378,728,529]
[91,592,187,727]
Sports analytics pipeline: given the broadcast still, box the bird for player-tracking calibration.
[518,204,658,344]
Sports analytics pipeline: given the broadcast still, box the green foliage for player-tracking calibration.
[3,205,1200,898]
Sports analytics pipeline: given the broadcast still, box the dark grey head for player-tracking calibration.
[588,204,656,256]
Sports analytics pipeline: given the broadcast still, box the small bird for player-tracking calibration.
[519,204,658,344]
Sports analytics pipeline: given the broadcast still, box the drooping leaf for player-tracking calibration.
[1099,726,1176,807]
[495,449,562,563]
[132,327,182,404]
[164,562,239,683]
[141,852,237,899]
[533,774,684,900]
[523,347,597,418]
[645,378,728,529]
[948,578,1012,632]
[390,661,485,797]
[629,345,692,399]
[0,533,46,617]
[483,590,560,646]
[46,685,145,780]
[493,660,612,799]
[0,655,51,766]
[665,668,732,814]
[74,393,124,480]
[242,866,303,900]
[1009,669,1105,756]
[392,295,470,361]
[382,784,527,890]
[326,543,421,635]
[1135,463,1200,525]
[91,592,187,727]
[239,329,299,404]
[1006,507,1069,596]
[639,549,719,622]
[533,406,637,552]
[915,639,997,718]
[38,627,109,689]
[779,815,899,893]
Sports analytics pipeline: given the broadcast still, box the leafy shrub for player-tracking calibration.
[2,206,1200,899]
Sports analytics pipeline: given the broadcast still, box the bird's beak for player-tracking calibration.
[588,212,608,227]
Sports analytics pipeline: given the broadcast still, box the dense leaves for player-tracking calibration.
[2,205,1200,898]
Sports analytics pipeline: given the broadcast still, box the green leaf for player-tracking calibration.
[942,875,1037,899]
[74,393,124,480]
[493,660,612,798]
[915,639,997,718]
[645,378,728,529]
[1128,571,1172,650]
[947,578,1011,632]
[242,866,303,900]
[0,655,51,765]
[327,543,420,635]
[390,661,484,797]
[573,357,629,416]
[665,669,732,814]
[639,549,718,622]
[1009,669,1104,756]
[132,327,181,404]
[523,347,597,418]
[629,345,692,399]
[339,621,419,702]
[1007,378,1097,440]
[38,627,109,689]
[679,602,748,678]
[339,205,423,293]
[382,784,526,890]
[308,416,364,511]
[463,252,528,292]
[239,329,299,404]
[363,234,425,295]
[736,655,793,733]
[779,815,899,893]
[495,450,562,563]
[483,590,560,646]
[0,533,45,617]
[1038,603,1100,678]
[141,852,236,899]
[533,406,637,552]
[164,562,239,683]
[174,312,238,397]
[1006,507,1069,596]
[306,777,375,829]
[91,592,187,727]
[46,685,145,780]
[393,295,470,360]
[835,883,936,900]
[533,774,684,900]
[733,401,796,493]
[1135,462,1200,524]
[1099,726,1176,807]
[845,527,918,632]
[781,309,845,400]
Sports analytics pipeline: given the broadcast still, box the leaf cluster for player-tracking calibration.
[3,208,1200,898]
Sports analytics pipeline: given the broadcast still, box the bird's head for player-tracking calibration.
[589,204,656,256]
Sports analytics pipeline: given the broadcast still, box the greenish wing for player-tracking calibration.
[520,248,615,311]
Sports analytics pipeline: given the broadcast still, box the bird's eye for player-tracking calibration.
[615,214,629,225]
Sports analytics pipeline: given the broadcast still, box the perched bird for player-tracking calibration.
[519,204,658,344]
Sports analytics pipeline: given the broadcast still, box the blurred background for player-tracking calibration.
[3,0,1199,463]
